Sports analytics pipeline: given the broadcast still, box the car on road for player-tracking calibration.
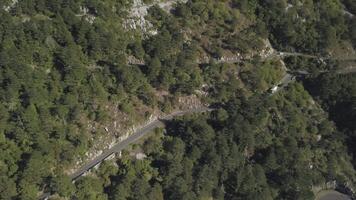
[270,86,279,93]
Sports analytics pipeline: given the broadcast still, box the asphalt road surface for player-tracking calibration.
[70,107,212,180]
[70,119,164,179]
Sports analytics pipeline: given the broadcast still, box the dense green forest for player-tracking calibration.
[62,83,355,200]
[304,74,356,166]
[0,0,355,199]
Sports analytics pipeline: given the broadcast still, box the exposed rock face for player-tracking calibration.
[76,6,96,24]
[123,0,187,34]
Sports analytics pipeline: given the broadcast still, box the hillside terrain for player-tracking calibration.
[0,0,355,200]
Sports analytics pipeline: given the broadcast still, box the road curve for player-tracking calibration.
[70,107,213,180]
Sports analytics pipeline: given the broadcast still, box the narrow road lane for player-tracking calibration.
[70,107,212,180]
[70,120,164,179]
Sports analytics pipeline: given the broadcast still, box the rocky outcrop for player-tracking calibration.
[123,0,187,34]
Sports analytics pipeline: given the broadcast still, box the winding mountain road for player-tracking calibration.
[40,1,356,197]
[52,72,298,184]
[71,107,213,180]
[40,65,354,199]
[70,119,165,179]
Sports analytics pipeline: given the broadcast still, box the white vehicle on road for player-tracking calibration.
[270,86,279,93]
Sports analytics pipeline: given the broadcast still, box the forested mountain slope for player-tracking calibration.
[79,84,354,200]
[0,0,355,199]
